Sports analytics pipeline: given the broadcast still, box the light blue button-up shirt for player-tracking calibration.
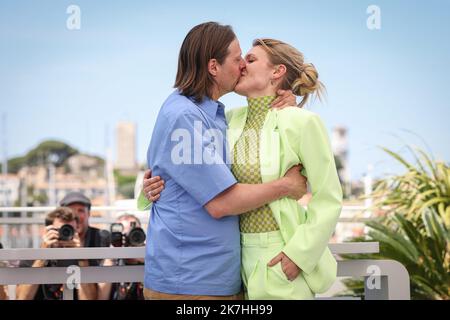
[144,90,241,295]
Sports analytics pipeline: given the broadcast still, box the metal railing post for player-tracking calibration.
[63,285,74,300]
[337,259,410,300]
[364,276,389,300]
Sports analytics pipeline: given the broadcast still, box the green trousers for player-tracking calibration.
[241,231,315,300]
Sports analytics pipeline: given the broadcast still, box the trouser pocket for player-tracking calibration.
[244,249,294,300]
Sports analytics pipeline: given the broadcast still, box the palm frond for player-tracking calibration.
[337,146,450,300]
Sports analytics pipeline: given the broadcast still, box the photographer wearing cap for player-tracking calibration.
[59,192,107,252]
[98,214,145,300]
[16,207,97,300]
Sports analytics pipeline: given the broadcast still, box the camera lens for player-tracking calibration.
[59,224,75,241]
[127,228,146,246]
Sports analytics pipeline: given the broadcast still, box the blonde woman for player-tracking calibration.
[142,38,342,299]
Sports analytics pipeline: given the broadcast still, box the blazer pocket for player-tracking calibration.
[302,248,337,294]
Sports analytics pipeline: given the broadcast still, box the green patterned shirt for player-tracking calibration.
[231,96,280,233]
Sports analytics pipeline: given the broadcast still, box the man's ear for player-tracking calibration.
[272,64,287,80]
[208,58,219,77]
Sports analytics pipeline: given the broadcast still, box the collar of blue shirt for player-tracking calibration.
[188,95,226,120]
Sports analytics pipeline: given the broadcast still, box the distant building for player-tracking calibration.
[116,122,137,174]
[66,154,104,178]
[17,153,108,208]
[32,172,107,207]
[0,174,20,206]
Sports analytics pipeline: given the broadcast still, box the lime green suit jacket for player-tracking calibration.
[226,106,343,294]
[138,105,343,294]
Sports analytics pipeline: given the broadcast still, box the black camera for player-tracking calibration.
[45,224,75,241]
[110,222,146,247]
[58,224,75,241]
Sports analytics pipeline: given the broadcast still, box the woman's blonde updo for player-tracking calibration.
[253,38,325,107]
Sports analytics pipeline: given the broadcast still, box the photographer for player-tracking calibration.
[15,207,97,300]
[0,242,8,300]
[60,192,108,252]
[98,214,145,300]
[0,284,7,301]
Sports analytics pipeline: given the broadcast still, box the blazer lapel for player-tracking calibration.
[227,108,248,155]
[260,110,282,226]
[260,109,281,182]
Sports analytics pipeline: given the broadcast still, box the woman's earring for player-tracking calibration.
[270,80,274,86]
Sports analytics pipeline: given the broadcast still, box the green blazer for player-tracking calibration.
[137,105,343,294]
[226,106,343,294]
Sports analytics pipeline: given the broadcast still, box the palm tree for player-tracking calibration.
[339,147,449,300]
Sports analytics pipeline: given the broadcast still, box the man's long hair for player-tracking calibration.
[174,22,236,102]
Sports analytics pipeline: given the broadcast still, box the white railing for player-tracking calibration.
[0,204,410,300]
[0,243,411,300]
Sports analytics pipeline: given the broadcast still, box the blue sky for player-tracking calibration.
[1,0,449,180]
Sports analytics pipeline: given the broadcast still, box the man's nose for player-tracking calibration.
[239,59,246,70]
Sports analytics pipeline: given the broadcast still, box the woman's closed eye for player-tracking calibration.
[245,54,256,63]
